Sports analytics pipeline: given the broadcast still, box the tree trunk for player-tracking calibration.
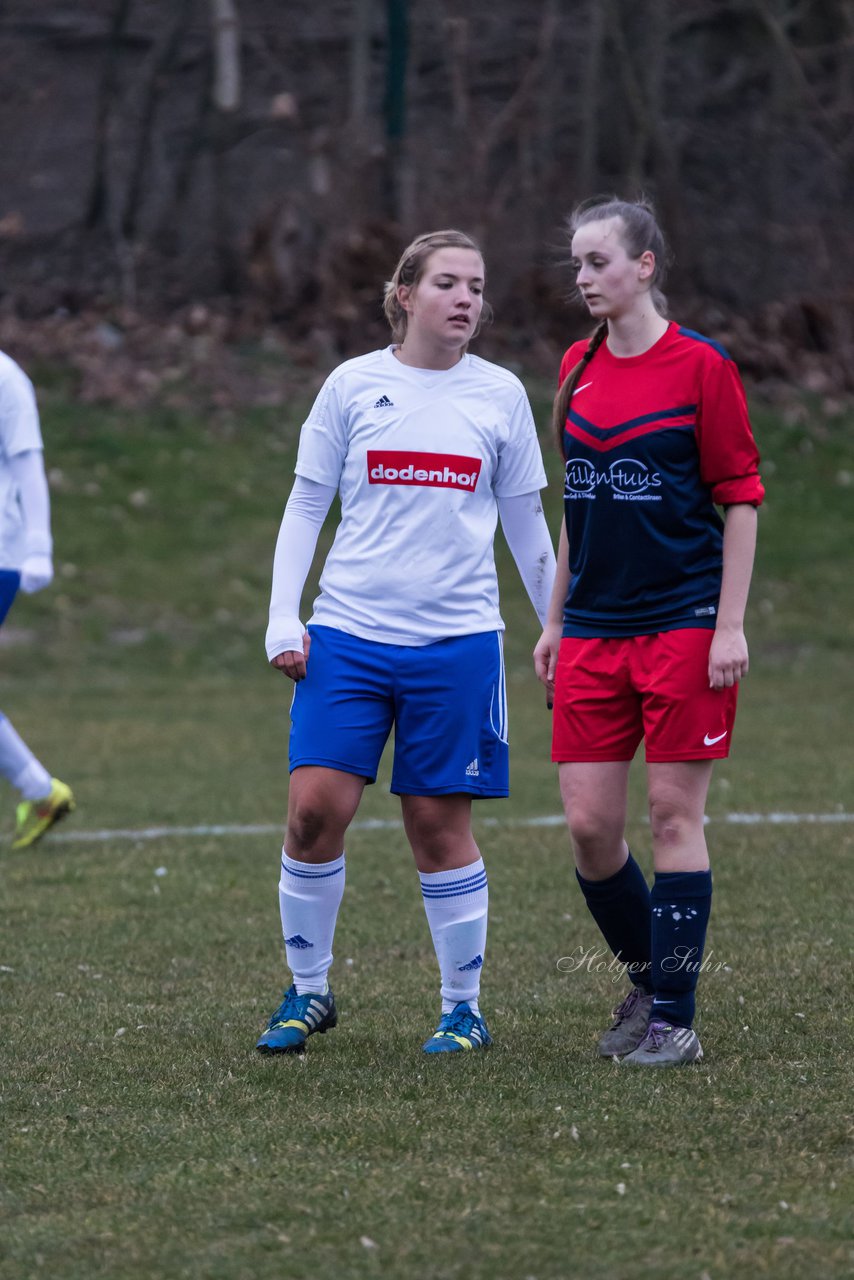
[349,0,374,133]
[209,0,243,293]
[121,0,196,239]
[211,0,241,111]
[383,0,410,224]
[85,0,134,230]
[578,0,608,196]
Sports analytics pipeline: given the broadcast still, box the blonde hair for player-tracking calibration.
[383,229,492,342]
[553,197,673,456]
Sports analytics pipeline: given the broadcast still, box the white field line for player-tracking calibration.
[46,811,854,844]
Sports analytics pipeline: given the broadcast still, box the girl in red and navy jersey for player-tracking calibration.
[534,198,764,1067]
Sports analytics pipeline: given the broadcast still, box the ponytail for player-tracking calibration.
[552,321,608,458]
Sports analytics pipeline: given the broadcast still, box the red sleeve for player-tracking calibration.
[558,341,588,389]
[696,355,765,507]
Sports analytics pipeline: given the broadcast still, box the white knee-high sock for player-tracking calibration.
[419,858,488,1014]
[0,713,51,800]
[279,848,346,995]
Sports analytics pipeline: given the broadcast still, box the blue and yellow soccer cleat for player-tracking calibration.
[422,1001,492,1054]
[256,984,337,1054]
[12,778,75,850]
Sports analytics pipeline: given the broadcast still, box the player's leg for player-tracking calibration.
[621,629,733,1068]
[392,631,506,1053]
[559,761,655,1055]
[0,711,51,800]
[0,570,74,848]
[403,793,492,1054]
[257,626,392,1055]
[552,637,654,1055]
[257,767,364,1056]
[280,764,366,986]
[619,759,713,1068]
[401,791,491,1050]
[558,759,632,879]
[647,759,714,1017]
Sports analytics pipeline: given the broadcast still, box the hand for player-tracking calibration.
[270,630,311,681]
[19,554,53,594]
[708,624,748,689]
[533,623,561,709]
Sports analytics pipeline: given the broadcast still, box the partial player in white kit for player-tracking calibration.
[255,229,555,1056]
[0,350,75,848]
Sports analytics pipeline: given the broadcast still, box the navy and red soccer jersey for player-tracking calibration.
[559,322,764,637]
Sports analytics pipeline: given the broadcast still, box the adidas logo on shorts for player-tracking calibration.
[465,757,480,777]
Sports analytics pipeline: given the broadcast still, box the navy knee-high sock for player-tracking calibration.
[650,869,713,1029]
[576,852,652,991]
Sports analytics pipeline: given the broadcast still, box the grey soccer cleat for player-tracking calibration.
[620,1019,703,1068]
[597,986,654,1057]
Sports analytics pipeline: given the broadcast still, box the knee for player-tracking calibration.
[286,796,340,854]
[406,809,449,863]
[565,803,619,857]
[404,801,475,868]
[648,793,690,849]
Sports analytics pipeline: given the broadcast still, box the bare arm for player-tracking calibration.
[708,502,758,689]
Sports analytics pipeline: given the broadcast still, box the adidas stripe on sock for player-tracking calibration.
[279,848,346,995]
[419,858,488,1015]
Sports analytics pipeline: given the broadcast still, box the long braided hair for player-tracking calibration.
[552,197,671,457]
[552,320,608,456]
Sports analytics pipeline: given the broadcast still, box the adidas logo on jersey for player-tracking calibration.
[284,933,314,950]
[374,394,394,408]
[458,954,484,972]
[465,757,480,777]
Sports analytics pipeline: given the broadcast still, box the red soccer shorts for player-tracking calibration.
[551,629,738,763]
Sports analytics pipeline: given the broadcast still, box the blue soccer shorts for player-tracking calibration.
[288,624,510,798]
[0,570,20,625]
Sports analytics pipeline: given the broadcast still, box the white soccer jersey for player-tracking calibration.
[295,346,548,645]
[0,351,43,570]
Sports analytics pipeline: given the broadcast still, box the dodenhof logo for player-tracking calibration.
[367,450,482,492]
[564,457,662,501]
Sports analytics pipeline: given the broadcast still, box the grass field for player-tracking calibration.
[1,371,852,1280]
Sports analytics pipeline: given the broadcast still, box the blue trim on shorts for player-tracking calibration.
[288,625,510,798]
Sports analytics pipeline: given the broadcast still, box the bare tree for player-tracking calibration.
[122,0,197,239]
[209,0,242,291]
[1,0,853,357]
[577,0,608,196]
[349,0,375,133]
[383,0,410,224]
[85,0,134,230]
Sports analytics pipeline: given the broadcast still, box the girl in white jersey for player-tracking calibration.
[256,229,555,1056]
[0,350,75,848]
